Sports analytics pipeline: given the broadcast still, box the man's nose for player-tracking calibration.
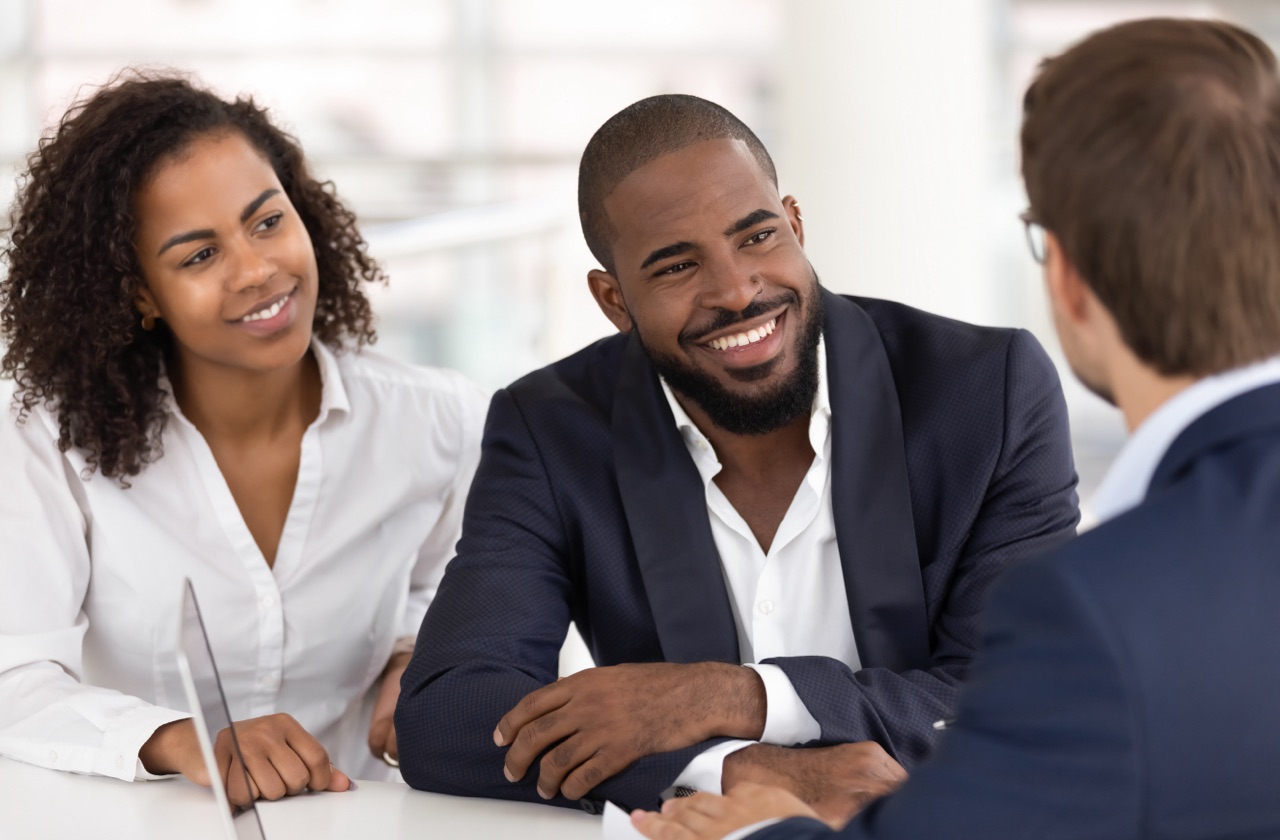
[697,258,761,313]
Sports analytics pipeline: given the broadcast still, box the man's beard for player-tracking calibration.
[637,283,825,437]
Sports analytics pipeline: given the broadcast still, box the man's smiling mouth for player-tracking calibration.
[704,317,777,351]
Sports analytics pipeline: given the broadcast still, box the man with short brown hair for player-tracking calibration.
[636,16,1280,840]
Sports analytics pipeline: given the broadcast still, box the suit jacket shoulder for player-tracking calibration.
[505,333,628,419]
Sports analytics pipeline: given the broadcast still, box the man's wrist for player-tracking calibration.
[706,663,766,741]
[723,743,787,791]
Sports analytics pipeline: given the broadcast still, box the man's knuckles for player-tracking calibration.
[528,710,561,736]
[561,761,606,800]
[515,721,546,754]
[517,689,549,719]
[544,738,581,770]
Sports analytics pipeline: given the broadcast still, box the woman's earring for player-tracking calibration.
[141,313,156,331]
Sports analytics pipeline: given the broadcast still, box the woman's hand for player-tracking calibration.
[368,650,413,764]
[140,714,351,804]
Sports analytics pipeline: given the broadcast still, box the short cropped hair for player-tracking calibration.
[1021,18,1280,376]
[578,94,777,273]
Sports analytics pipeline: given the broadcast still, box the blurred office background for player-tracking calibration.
[3,0,1278,516]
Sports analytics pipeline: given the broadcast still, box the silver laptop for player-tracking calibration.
[173,578,268,840]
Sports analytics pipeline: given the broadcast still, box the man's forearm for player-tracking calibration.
[703,662,768,741]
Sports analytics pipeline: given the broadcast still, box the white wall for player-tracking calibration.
[779,0,1006,327]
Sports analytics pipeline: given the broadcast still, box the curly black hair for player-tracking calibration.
[1,71,385,481]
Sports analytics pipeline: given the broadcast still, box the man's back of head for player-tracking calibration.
[1021,18,1280,378]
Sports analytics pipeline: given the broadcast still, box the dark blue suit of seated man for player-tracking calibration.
[395,94,1080,816]
[633,18,1280,840]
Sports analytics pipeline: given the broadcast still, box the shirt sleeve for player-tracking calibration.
[670,739,755,793]
[398,376,490,640]
[748,663,822,746]
[0,403,189,781]
[668,665,819,795]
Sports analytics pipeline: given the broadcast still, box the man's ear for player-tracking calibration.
[783,195,805,248]
[1043,231,1090,326]
[587,269,633,333]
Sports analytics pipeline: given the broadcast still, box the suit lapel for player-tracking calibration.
[824,291,930,670]
[1149,381,1280,493]
[613,334,741,664]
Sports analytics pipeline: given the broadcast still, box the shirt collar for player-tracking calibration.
[310,339,352,422]
[1089,354,1280,524]
[158,338,352,425]
[660,336,831,479]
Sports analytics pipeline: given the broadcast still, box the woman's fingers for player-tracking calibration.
[210,714,350,803]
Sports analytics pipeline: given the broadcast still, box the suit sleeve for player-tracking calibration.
[394,387,716,812]
[765,330,1080,766]
[748,555,1140,840]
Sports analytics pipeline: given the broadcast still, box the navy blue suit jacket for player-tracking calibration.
[396,291,1079,812]
[757,382,1280,839]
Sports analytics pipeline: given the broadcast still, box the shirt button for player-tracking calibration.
[116,755,124,768]
[758,600,775,615]
[260,671,279,687]
[261,594,275,609]
[49,750,58,764]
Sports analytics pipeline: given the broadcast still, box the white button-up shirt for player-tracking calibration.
[0,341,487,783]
[663,340,860,791]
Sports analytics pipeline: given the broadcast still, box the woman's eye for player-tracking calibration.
[256,212,284,232]
[183,246,216,267]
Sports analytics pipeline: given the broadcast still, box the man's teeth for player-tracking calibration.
[241,296,287,323]
[707,318,776,351]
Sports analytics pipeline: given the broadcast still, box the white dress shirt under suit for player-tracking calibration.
[0,341,487,783]
[662,341,858,792]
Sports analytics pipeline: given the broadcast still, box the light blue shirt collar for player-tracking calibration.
[1090,355,1280,523]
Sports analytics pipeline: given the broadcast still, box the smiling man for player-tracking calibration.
[632,18,1280,840]
[395,95,1079,817]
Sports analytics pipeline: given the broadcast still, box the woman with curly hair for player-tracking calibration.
[0,73,487,799]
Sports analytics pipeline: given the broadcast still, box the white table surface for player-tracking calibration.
[0,756,602,840]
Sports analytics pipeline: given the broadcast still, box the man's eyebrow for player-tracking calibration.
[640,241,695,270]
[157,189,282,257]
[240,188,281,223]
[723,208,779,237]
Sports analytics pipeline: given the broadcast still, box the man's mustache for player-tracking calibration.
[680,291,799,345]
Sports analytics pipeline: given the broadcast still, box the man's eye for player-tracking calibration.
[745,229,774,246]
[183,247,216,267]
[657,261,695,276]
